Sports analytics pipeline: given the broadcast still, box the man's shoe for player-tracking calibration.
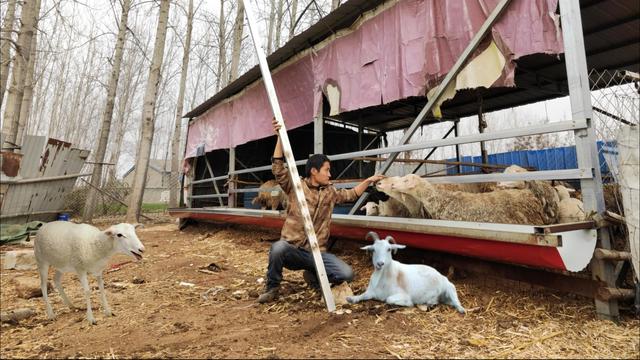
[303,270,320,290]
[257,287,280,303]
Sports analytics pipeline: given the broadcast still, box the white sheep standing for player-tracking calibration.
[555,185,585,223]
[347,232,465,313]
[35,221,145,324]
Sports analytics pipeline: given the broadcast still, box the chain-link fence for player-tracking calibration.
[589,69,639,286]
[63,166,184,220]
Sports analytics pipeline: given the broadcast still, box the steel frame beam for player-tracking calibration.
[559,0,618,320]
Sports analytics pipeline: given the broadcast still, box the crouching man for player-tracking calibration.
[258,118,384,303]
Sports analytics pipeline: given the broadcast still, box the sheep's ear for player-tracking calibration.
[103,229,115,237]
[360,245,374,251]
[134,223,144,229]
[359,205,366,211]
[566,188,576,193]
[390,244,406,250]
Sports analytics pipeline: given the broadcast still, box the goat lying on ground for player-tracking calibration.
[347,232,465,313]
[35,221,145,324]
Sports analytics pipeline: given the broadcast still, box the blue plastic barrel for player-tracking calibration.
[57,213,70,221]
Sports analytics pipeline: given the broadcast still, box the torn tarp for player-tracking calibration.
[185,0,563,162]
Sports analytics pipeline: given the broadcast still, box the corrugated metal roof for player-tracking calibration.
[185,0,640,132]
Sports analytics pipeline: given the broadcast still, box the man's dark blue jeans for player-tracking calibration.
[265,240,354,289]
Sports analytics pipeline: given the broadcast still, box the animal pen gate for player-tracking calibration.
[170,0,640,319]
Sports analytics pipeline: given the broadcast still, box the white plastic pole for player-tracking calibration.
[241,0,336,312]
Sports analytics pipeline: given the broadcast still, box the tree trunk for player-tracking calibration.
[274,0,284,50]
[16,0,40,146]
[83,0,131,222]
[0,0,17,108]
[215,0,227,91]
[266,0,275,54]
[288,0,298,40]
[126,0,171,222]
[169,0,194,208]
[106,58,140,182]
[332,0,340,10]
[2,0,39,146]
[229,1,244,83]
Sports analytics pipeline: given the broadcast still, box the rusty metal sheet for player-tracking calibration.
[18,135,47,178]
[1,138,89,223]
[1,151,22,177]
[39,138,72,176]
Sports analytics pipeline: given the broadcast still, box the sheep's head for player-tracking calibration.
[391,174,429,193]
[375,176,400,193]
[360,231,406,271]
[554,185,574,201]
[360,202,379,216]
[104,223,145,261]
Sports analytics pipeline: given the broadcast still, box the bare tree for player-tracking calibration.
[0,0,18,108]
[215,0,227,91]
[288,0,298,40]
[2,0,41,146]
[169,0,194,208]
[83,0,132,222]
[274,0,284,50]
[126,0,172,222]
[15,7,39,145]
[229,0,244,82]
[266,0,275,54]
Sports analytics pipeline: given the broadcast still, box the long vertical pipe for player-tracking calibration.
[242,0,335,312]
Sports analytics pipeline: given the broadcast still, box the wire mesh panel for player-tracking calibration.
[590,69,640,261]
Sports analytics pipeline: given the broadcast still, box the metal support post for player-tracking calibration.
[314,108,323,155]
[454,120,462,174]
[559,0,618,320]
[228,147,236,208]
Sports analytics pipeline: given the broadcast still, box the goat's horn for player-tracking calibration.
[365,231,380,241]
[385,235,396,244]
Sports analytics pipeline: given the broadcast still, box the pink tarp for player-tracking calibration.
[185,0,563,160]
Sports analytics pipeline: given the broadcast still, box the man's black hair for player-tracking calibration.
[305,154,330,178]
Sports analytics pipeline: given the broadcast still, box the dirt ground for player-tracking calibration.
[1,217,639,359]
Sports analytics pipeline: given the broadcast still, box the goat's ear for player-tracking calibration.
[360,245,374,251]
[390,244,406,250]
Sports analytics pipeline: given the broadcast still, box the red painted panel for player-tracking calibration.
[172,211,566,271]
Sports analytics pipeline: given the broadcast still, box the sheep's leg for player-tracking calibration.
[96,274,113,317]
[346,289,375,304]
[38,262,55,320]
[78,273,96,325]
[385,293,413,307]
[54,270,76,310]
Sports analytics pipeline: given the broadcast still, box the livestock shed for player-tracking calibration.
[170,0,640,320]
